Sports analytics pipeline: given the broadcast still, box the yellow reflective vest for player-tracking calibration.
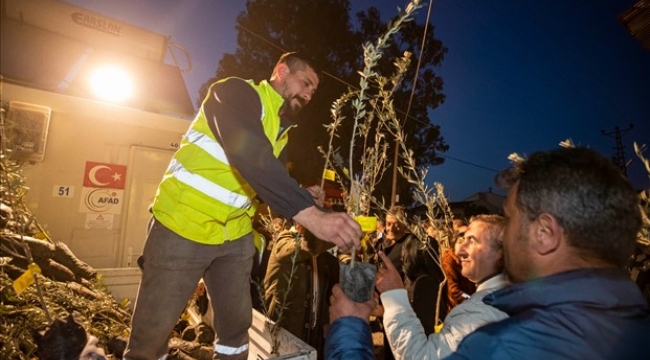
[151,78,291,245]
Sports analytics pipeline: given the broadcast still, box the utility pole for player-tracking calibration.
[601,124,634,177]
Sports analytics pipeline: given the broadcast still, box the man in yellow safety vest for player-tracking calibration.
[124,52,362,360]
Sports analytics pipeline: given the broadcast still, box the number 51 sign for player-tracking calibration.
[52,185,75,197]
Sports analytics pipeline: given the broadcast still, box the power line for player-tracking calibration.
[440,154,501,172]
[238,13,500,176]
[392,0,435,206]
[238,23,433,128]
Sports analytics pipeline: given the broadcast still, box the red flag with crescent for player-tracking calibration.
[83,161,127,189]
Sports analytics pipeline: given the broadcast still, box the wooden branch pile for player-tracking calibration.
[0,231,131,359]
[1,233,96,287]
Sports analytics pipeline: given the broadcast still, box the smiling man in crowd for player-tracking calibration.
[335,214,509,360]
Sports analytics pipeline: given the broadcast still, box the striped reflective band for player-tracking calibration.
[214,343,249,355]
[169,160,251,209]
[185,128,230,165]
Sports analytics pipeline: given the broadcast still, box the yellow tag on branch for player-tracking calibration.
[435,322,444,333]
[13,263,42,295]
[33,231,49,240]
[355,216,377,232]
[119,298,131,308]
[322,169,336,181]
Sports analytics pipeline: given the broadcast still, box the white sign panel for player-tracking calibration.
[79,187,124,214]
[85,213,114,230]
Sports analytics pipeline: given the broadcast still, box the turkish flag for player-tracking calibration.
[83,161,127,189]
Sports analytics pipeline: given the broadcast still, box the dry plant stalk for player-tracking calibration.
[322,0,425,220]
[321,0,455,324]
[0,107,52,242]
[385,88,454,330]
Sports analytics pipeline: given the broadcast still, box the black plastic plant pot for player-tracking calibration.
[339,261,377,303]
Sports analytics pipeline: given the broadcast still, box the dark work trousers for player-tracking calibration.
[123,217,255,360]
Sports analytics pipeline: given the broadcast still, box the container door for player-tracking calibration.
[120,146,173,267]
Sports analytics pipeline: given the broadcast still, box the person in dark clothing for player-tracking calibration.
[401,236,446,335]
[249,211,276,312]
[264,225,339,359]
[264,185,338,358]
[325,285,377,360]
[34,314,107,360]
[124,53,362,360]
[374,206,411,360]
[377,206,411,281]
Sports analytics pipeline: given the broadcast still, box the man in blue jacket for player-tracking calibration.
[446,146,650,359]
[325,284,377,360]
[326,147,650,360]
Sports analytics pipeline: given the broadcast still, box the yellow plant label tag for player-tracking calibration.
[33,231,49,240]
[435,322,444,333]
[355,216,377,232]
[119,298,131,308]
[13,263,42,295]
[322,169,336,181]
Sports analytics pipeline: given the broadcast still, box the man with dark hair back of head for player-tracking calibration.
[444,147,650,360]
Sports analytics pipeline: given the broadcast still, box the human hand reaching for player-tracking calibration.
[329,284,377,323]
[293,206,362,252]
[375,251,405,294]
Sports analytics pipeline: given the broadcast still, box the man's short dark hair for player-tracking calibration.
[499,147,641,267]
[275,52,320,77]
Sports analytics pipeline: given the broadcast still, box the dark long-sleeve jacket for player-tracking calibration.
[205,78,313,219]
[264,229,339,356]
[325,317,375,360]
[444,268,650,360]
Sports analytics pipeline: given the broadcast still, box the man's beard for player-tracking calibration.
[280,98,302,117]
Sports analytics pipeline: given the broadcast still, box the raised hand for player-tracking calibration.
[375,251,405,294]
[293,206,362,252]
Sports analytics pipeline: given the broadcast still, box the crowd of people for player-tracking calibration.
[106,52,649,360]
[257,203,467,359]
[31,48,648,360]
[325,147,650,360]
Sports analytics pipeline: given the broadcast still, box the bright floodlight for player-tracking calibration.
[90,66,133,102]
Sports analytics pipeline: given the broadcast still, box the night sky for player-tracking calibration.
[63,0,649,201]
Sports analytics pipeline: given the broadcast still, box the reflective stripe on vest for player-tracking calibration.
[185,128,230,165]
[151,78,286,244]
[214,343,249,355]
[169,159,251,209]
